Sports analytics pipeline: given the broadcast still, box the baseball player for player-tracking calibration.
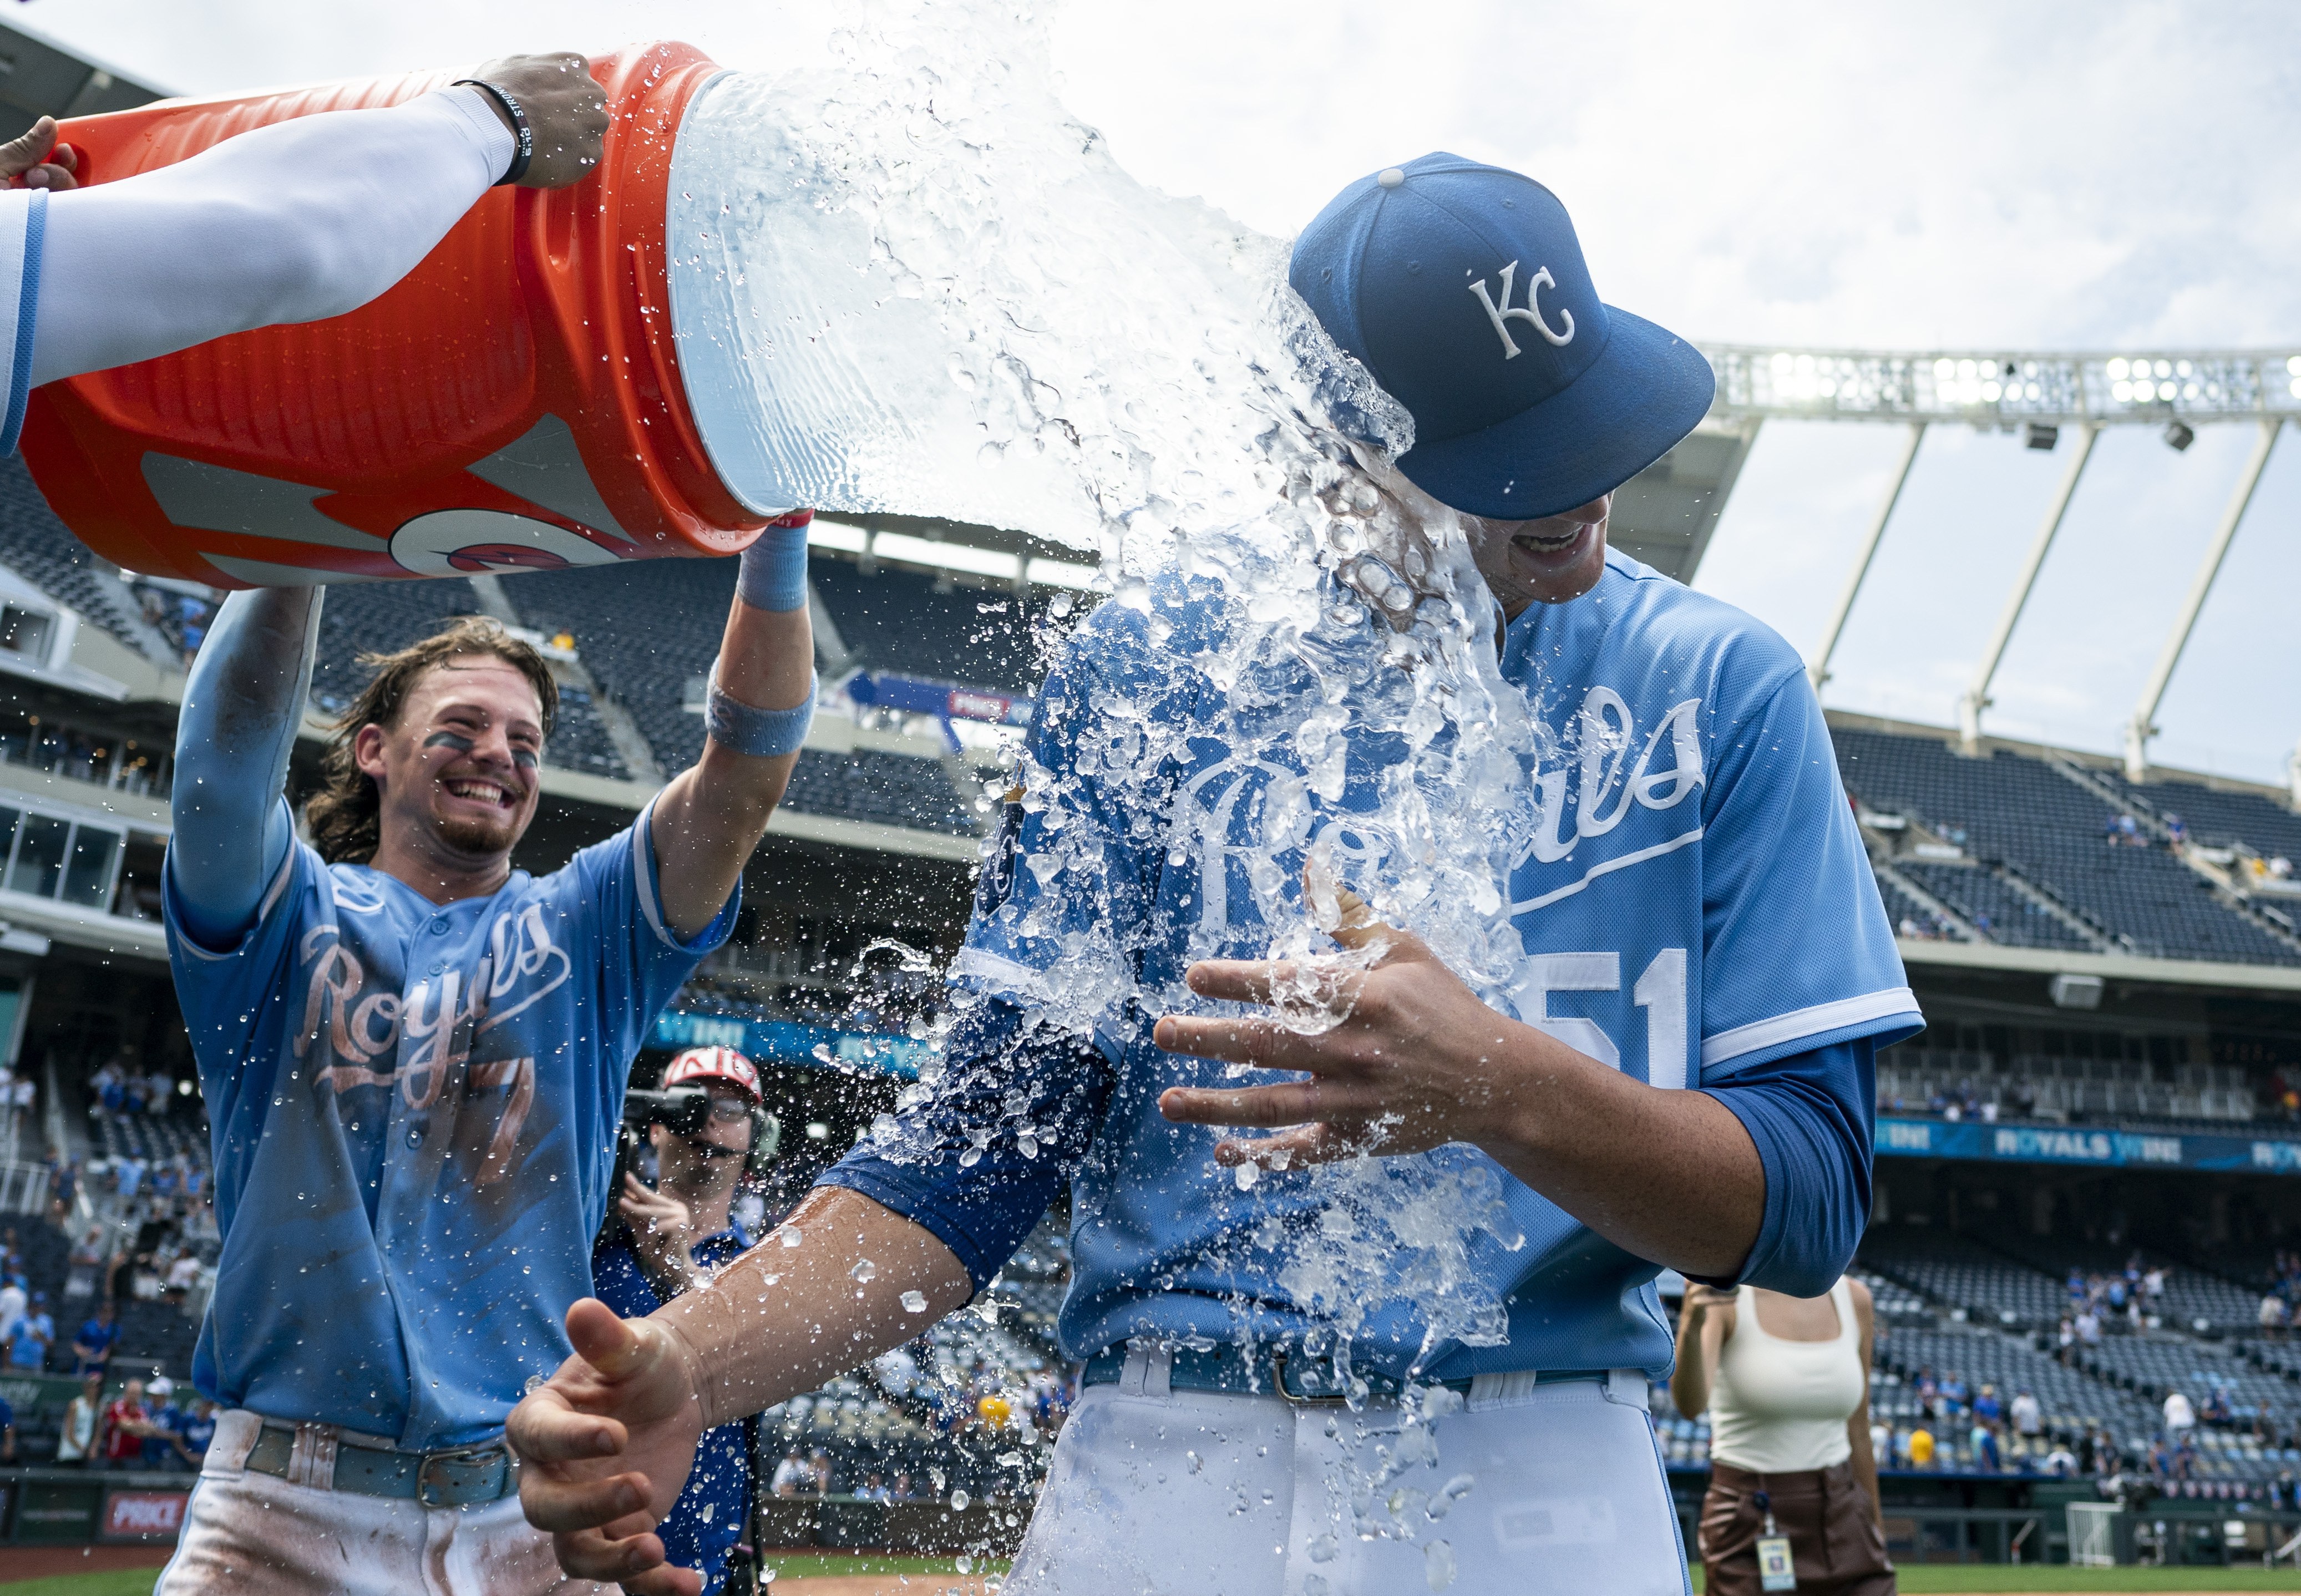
[0,53,607,454]
[591,1047,776,1595]
[155,494,816,1590]
[510,154,1914,1596]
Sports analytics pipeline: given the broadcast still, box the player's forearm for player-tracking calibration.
[653,1186,971,1430]
[168,588,318,943]
[1479,1036,1764,1281]
[34,89,510,387]
[650,532,815,936]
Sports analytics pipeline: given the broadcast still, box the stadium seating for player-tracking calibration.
[0,457,174,662]
[1859,1229,2069,1329]
[503,556,984,834]
[1836,729,2298,967]
[1892,860,2093,952]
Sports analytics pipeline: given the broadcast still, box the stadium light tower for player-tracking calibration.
[1958,423,2096,753]
[1699,346,2301,763]
[2122,416,2284,783]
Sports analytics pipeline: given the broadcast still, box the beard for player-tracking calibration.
[434,808,523,858]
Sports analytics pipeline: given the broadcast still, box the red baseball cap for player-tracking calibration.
[662,1046,762,1103]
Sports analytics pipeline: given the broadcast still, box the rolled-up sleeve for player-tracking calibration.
[1696,1037,1876,1297]
[817,997,1113,1290]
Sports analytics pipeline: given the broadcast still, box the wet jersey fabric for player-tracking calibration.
[165,803,734,1449]
[827,549,1916,1382]
[594,1222,756,1595]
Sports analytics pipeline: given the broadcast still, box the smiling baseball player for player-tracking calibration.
[508,153,1914,1596]
[154,511,814,1592]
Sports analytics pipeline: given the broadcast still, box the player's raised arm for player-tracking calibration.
[646,525,818,938]
[31,54,607,391]
[166,589,321,950]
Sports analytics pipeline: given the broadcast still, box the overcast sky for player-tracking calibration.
[31,0,2301,784]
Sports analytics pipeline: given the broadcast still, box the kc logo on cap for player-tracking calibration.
[1289,152,1714,521]
[1468,260,1576,359]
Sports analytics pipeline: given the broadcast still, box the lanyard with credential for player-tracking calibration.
[1752,1486,1796,1593]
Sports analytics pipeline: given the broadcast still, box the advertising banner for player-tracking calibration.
[1875,1116,2301,1176]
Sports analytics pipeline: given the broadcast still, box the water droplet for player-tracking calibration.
[851,1259,877,1283]
[1308,1532,1337,1563]
[951,1489,970,1511]
[779,1228,803,1248]
[1233,1160,1261,1190]
[901,1290,929,1313]
[1425,1539,1456,1590]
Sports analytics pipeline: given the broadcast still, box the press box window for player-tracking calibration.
[0,805,124,909]
[0,606,52,663]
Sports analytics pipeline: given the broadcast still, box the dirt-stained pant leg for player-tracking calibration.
[154,1411,609,1596]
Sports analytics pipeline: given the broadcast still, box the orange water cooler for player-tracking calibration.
[21,42,800,589]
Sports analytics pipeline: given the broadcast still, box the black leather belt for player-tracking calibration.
[1081,1344,1612,1405]
[242,1425,517,1508]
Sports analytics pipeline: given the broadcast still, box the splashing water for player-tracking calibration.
[675,0,1555,1461]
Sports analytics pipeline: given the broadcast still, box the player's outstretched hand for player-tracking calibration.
[1153,885,1537,1166]
[0,118,77,191]
[510,1298,708,1595]
[464,52,609,189]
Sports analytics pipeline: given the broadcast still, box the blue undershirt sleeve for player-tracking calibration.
[166,588,320,951]
[815,997,1113,1290]
[1695,1037,1876,1297]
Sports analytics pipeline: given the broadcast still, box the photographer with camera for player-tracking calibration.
[592,1048,779,1596]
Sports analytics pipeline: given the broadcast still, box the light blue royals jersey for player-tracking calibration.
[955,549,1918,1380]
[164,803,733,1448]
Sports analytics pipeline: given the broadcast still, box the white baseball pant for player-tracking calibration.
[153,1410,609,1596]
[1008,1347,1689,1595]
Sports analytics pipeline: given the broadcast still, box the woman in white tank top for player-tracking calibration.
[1672,1276,1893,1595]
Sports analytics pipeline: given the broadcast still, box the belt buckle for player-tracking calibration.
[417,1442,504,1508]
[1269,1350,1350,1406]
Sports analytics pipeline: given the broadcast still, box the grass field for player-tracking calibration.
[3,1557,2298,1593]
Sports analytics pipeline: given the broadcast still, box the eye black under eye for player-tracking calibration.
[511,749,539,769]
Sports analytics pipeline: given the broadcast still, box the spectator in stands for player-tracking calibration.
[769,1450,807,1499]
[70,1300,115,1376]
[1908,1425,1936,1470]
[144,1376,184,1472]
[2009,1387,2042,1443]
[889,1470,916,1502]
[159,443,813,1591]
[1969,1418,2000,1472]
[99,1376,151,1472]
[9,1291,53,1372]
[2044,1440,2077,1476]
[1972,1383,2001,1426]
[2164,1389,2197,1435]
[54,1373,99,1467]
[1674,1277,1891,1594]
[807,1450,832,1497]
[0,1269,26,1331]
[2199,1386,2232,1426]
[173,1397,216,1471]
[2261,1290,2289,1340]
[2075,1305,2102,1347]
[858,1472,889,1503]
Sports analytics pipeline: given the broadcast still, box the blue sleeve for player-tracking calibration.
[1696,668,1920,1073]
[815,997,1113,1290]
[166,589,319,951]
[1697,1036,1875,1297]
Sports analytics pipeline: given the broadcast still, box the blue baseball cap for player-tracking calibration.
[1290,153,1714,520]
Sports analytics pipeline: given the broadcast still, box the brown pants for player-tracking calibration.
[1699,1460,1895,1596]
